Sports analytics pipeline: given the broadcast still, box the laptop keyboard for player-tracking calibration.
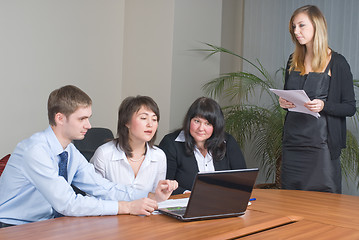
[170,207,186,215]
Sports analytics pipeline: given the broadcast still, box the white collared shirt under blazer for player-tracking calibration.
[90,141,166,194]
[175,130,215,172]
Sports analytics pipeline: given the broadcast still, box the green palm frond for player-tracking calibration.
[203,71,275,102]
[198,43,274,83]
[251,106,285,180]
[351,79,359,129]
[341,131,359,176]
[224,105,272,142]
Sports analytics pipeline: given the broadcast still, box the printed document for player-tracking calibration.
[158,198,189,209]
[152,198,189,215]
[270,88,320,118]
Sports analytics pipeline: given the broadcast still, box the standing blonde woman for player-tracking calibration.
[279,5,356,193]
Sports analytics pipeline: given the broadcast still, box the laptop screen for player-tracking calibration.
[185,168,258,218]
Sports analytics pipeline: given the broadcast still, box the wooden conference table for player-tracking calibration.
[1,189,359,240]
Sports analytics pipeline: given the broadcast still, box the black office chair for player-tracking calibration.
[72,127,114,196]
[73,127,114,161]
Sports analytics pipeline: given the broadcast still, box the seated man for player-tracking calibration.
[0,85,177,227]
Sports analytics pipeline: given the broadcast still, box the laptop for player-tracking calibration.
[158,168,259,221]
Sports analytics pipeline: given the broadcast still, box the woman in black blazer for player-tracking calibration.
[159,97,247,195]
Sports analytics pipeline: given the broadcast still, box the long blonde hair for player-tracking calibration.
[289,5,329,75]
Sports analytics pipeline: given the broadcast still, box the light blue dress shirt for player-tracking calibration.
[0,126,150,225]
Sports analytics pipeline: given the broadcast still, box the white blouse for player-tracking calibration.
[90,141,166,195]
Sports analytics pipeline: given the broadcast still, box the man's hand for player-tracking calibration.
[150,180,178,203]
[118,198,158,216]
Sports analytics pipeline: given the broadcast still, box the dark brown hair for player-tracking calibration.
[115,95,160,157]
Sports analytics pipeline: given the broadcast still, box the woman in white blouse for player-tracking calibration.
[90,96,177,202]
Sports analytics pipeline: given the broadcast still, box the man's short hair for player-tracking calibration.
[48,85,92,126]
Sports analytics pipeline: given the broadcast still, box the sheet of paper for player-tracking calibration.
[158,198,189,209]
[270,88,320,118]
[152,198,190,215]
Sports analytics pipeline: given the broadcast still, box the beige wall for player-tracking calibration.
[121,0,175,142]
[169,0,222,132]
[0,0,223,156]
[220,0,244,74]
[0,0,125,157]
[122,0,223,141]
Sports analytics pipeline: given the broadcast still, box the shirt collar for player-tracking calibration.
[175,130,213,158]
[114,145,126,161]
[45,126,67,156]
[175,130,185,142]
[112,142,158,162]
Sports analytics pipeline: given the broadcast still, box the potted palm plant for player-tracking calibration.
[200,43,359,189]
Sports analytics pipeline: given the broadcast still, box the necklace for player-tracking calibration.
[128,154,145,163]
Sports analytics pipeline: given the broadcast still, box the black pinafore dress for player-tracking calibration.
[281,58,341,193]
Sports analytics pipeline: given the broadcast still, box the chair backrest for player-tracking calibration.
[73,127,114,161]
[0,154,11,176]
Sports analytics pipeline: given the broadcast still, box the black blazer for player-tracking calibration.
[159,130,247,195]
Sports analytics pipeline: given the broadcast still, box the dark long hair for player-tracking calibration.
[115,95,160,158]
[182,97,226,161]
